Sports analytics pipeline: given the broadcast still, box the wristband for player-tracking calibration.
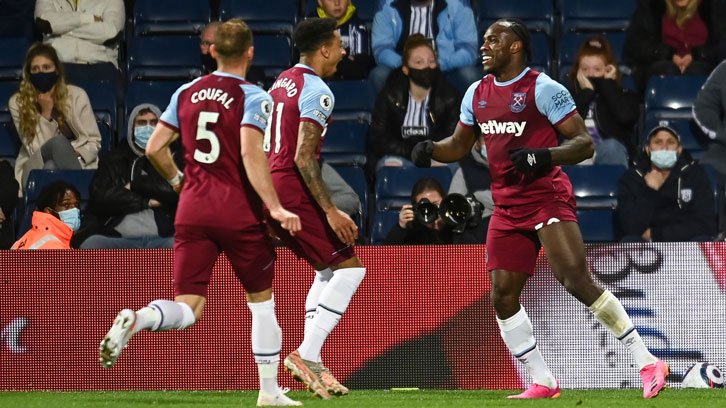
[167,170,183,186]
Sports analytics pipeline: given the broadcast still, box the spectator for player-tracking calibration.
[448,134,493,227]
[370,0,479,95]
[570,36,640,166]
[75,104,178,249]
[0,160,20,249]
[616,123,716,242]
[367,34,460,178]
[624,0,726,92]
[34,0,125,100]
[385,177,485,244]
[693,58,726,179]
[307,0,375,79]
[11,180,80,250]
[9,43,101,191]
[200,21,221,75]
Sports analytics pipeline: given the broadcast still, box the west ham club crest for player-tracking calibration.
[509,92,527,113]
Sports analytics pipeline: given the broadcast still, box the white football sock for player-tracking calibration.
[298,267,365,362]
[305,268,333,335]
[248,297,282,395]
[497,305,557,389]
[588,290,658,369]
[133,299,196,333]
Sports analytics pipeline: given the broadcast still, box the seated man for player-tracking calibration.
[75,104,180,249]
[12,180,81,250]
[616,123,716,242]
[385,177,486,244]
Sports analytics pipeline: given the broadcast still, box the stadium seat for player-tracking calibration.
[219,0,297,35]
[702,164,724,232]
[252,34,293,83]
[73,80,117,145]
[557,32,627,87]
[320,121,368,167]
[125,80,186,122]
[127,36,202,81]
[644,75,708,121]
[562,165,627,242]
[476,0,554,37]
[0,81,19,122]
[375,166,452,212]
[558,0,636,33]
[0,121,20,166]
[19,169,96,238]
[370,210,399,245]
[0,37,30,81]
[133,0,210,36]
[327,80,373,122]
[529,32,551,76]
[332,165,369,241]
[641,118,708,159]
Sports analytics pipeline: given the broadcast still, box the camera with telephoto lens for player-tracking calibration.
[412,193,483,233]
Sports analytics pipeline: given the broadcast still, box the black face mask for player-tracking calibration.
[29,71,58,93]
[201,53,217,74]
[407,67,439,89]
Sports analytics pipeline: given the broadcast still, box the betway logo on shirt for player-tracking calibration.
[478,120,527,137]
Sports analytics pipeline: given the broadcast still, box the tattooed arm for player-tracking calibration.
[294,121,358,245]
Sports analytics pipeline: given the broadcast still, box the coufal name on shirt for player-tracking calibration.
[269,77,298,97]
[190,88,234,109]
[478,120,527,137]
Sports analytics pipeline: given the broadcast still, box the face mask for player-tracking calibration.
[58,208,81,232]
[650,149,678,169]
[407,67,439,89]
[201,53,217,73]
[480,144,488,160]
[134,125,154,149]
[29,71,58,93]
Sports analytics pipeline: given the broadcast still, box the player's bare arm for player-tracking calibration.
[145,124,183,193]
[550,113,595,165]
[432,124,478,163]
[240,127,301,235]
[294,121,358,245]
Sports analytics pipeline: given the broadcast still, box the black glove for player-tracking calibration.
[411,140,434,168]
[508,147,552,173]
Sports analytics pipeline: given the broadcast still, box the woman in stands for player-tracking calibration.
[624,0,726,92]
[570,36,640,166]
[367,34,460,180]
[9,43,101,191]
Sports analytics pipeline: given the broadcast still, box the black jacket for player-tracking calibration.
[0,160,19,249]
[73,143,183,246]
[368,68,460,171]
[616,150,716,241]
[624,0,726,67]
[384,220,487,245]
[572,77,640,158]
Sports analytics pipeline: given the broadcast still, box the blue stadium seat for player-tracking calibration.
[133,0,210,36]
[562,165,627,242]
[0,37,30,81]
[253,34,293,82]
[557,32,627,87]
[73,80,117,145]
[127,36,202,81]
[0,81,19,122]
[19,169,96,237]
[476,0,554,37]
[559,0,636,33]
[219,0,297,35]
[530,32,551,76]
[375,166,452,212]
[327,80,373,122]
[0,121,20,165]
[641,118,708,159]
[320,121,368,167]
[644,75,708,121]
[125,80,186,121]
[332,165,369,240]
[370,210,399,245]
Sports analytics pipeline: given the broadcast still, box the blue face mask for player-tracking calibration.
[480,144,488,160]
[134,125,154,149]
[650,149,678,169]
[58,208,81,232]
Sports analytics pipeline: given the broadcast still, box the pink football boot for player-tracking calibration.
[641,359,669,398]
[508,381,561,399]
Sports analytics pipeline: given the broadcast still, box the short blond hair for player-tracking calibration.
[214,18,253,62]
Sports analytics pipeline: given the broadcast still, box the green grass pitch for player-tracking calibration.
[1,389,724,407]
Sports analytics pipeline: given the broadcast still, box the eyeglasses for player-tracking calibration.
[201,40,214,47]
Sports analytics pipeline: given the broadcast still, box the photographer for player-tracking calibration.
[384,177,486,245]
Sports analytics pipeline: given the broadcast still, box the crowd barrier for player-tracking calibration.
[1,243,724,390]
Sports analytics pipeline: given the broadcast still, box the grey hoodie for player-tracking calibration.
[126,103,162,157]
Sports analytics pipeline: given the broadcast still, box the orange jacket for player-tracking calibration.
[11,211,73,250]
